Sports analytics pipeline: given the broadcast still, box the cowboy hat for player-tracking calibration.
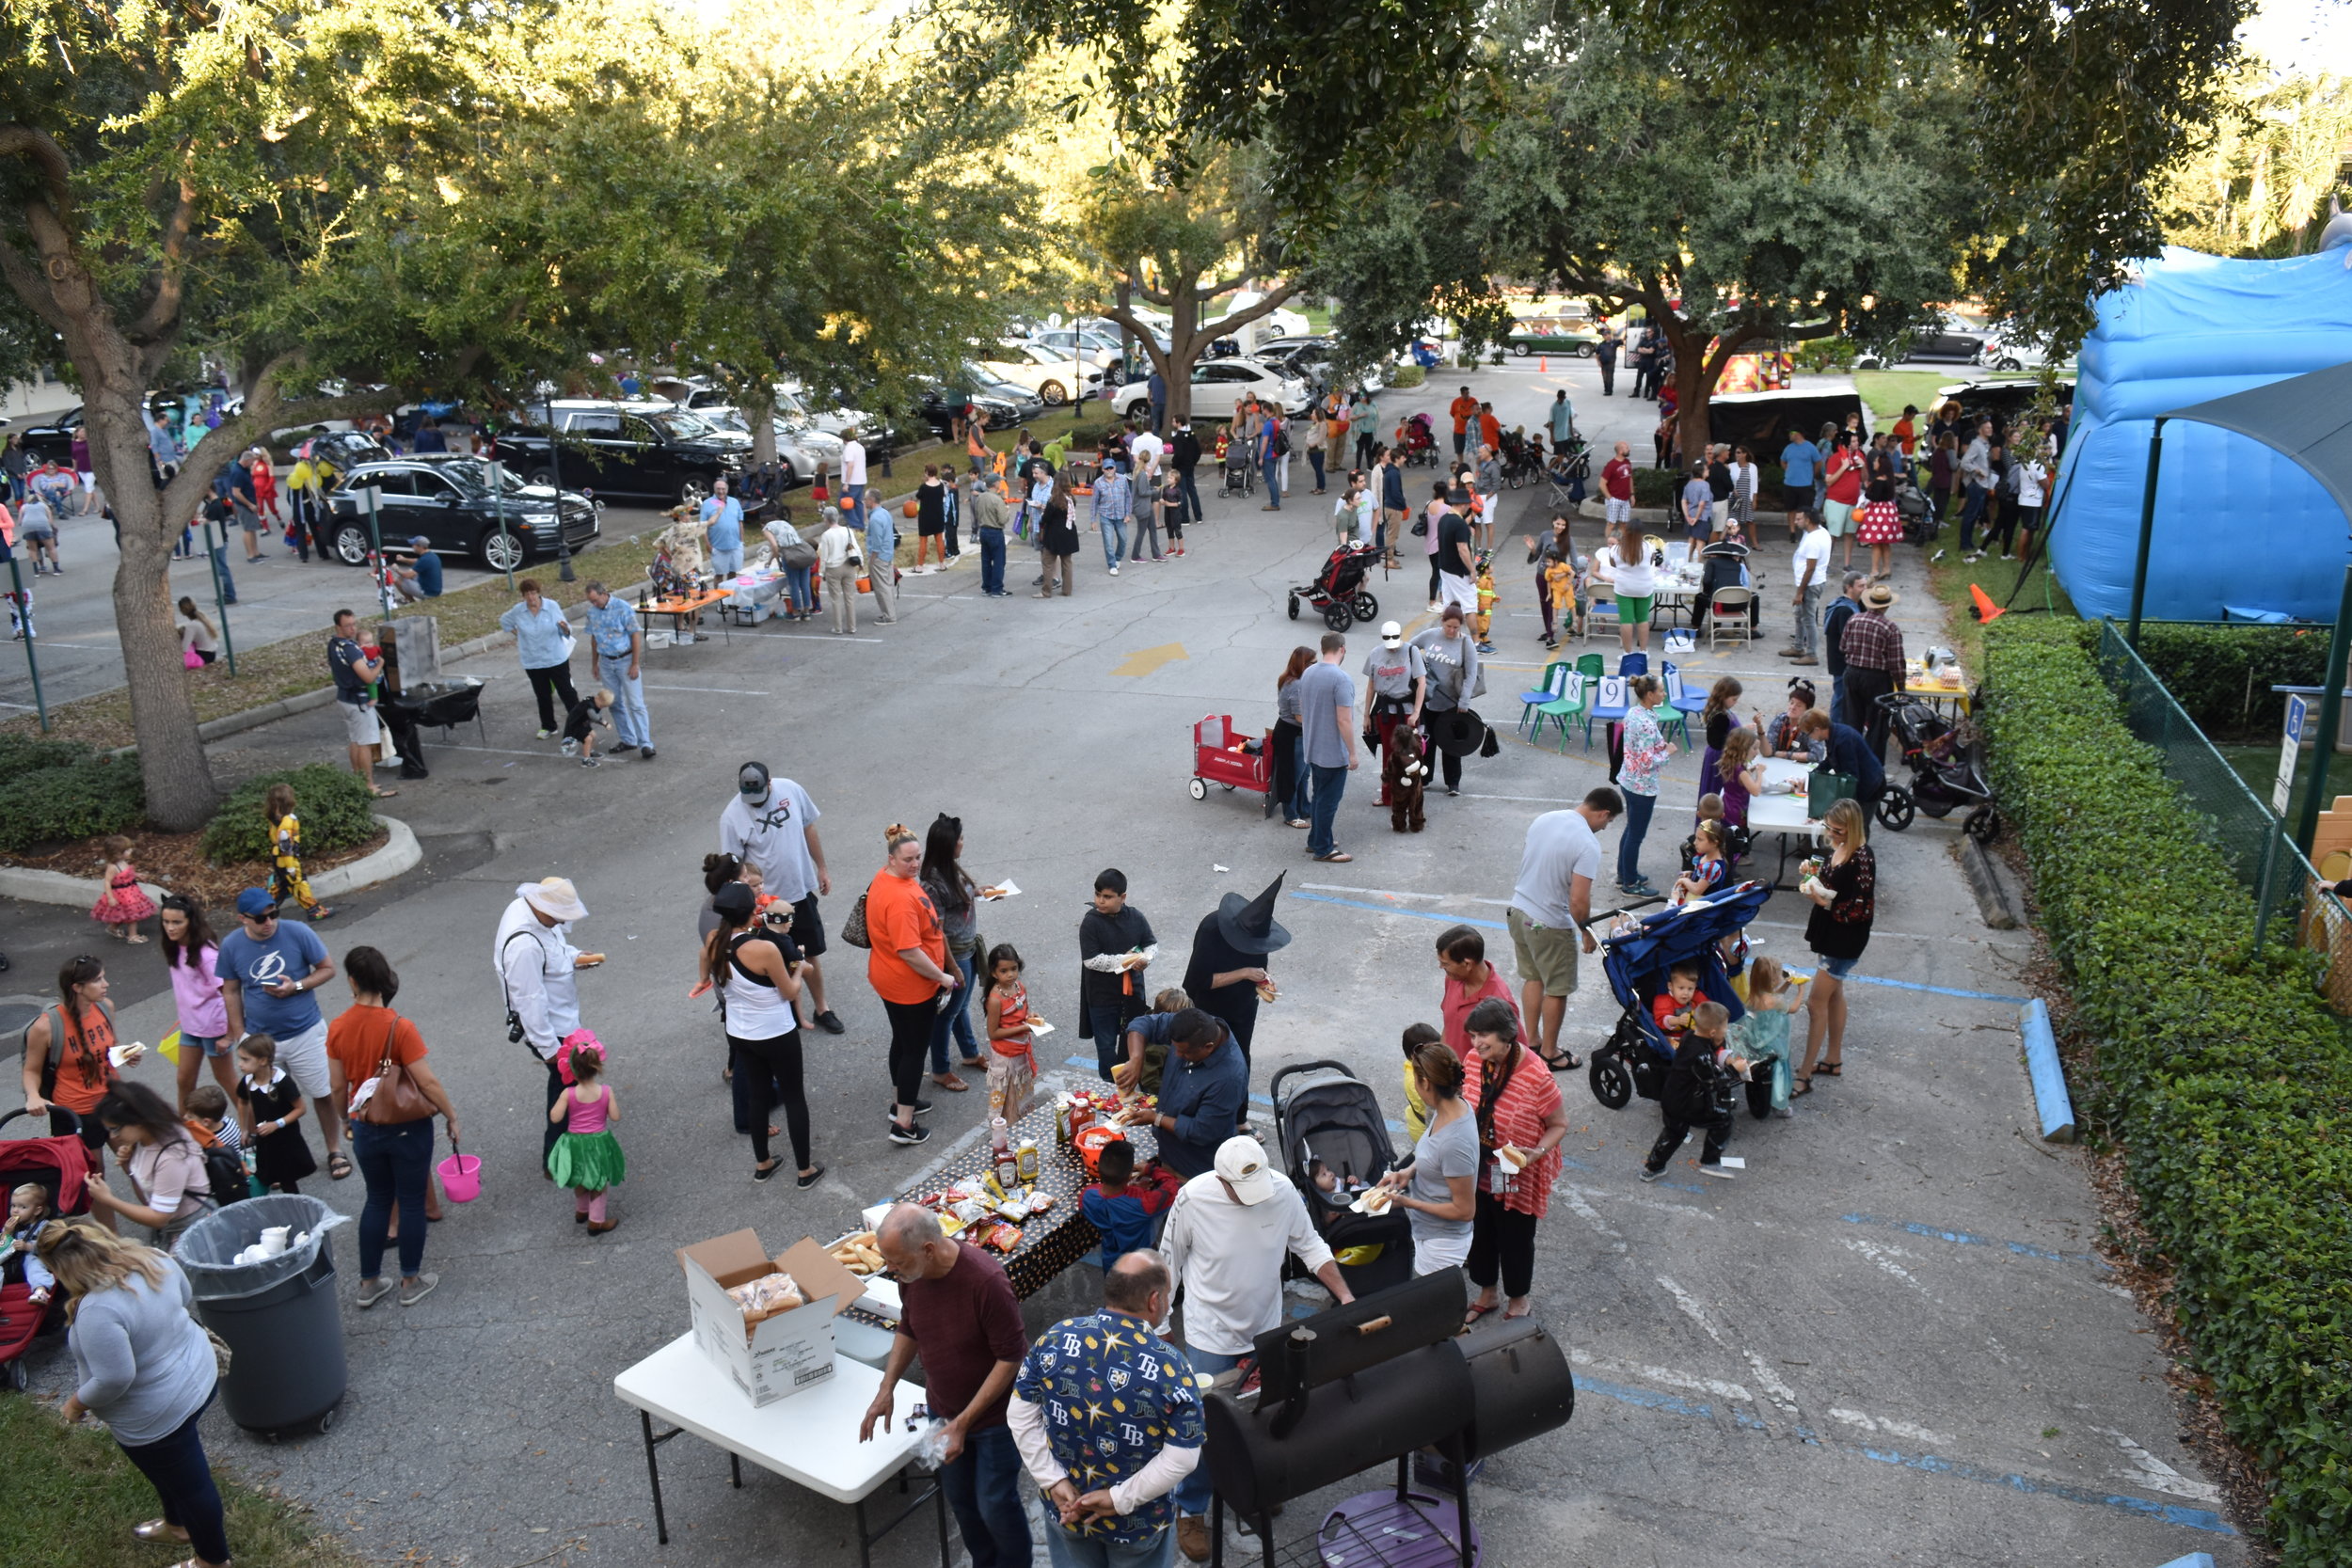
[1215,873,1292,957]
[518,877,589,922]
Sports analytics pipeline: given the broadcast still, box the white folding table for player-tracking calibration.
[612,1334,946,1566]
[1746,756,1828,889]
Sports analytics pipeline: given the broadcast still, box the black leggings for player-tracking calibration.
[884,997,936,1115]
[118,1395,230,1566]
[733,1030,810,1170]
[1467,1189,1538,1299]
[524,660,580,733]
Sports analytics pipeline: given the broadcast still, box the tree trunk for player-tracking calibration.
[745,388,777,467]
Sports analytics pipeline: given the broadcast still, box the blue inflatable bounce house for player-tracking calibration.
[2050,243,2352,622]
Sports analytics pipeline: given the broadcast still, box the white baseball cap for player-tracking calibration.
[1214,1135,1279,1206]
[1379,620,1405,649]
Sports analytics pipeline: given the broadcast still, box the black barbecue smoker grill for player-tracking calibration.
[1200,1269,1575,1567]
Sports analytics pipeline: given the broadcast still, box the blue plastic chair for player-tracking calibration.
[1582,673,1630,746]
[1618,651,1649,678]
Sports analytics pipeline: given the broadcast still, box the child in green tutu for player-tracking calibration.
[547,1039,625,1234]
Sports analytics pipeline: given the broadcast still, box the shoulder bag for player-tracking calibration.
[840,891,873,950]
[351,1012,437,1125]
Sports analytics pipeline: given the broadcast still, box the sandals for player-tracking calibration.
[1815,1061,1843,1078]
[1463,1302,1498,1328]
[931,1073,971,1092]
[326,1153,354,1180]
[1536,1049,1582,1072]
[1790,1075,1815,1096]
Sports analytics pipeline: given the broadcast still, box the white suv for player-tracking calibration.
[1115,358,1311,421]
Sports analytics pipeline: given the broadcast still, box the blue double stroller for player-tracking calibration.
[1586,880,1775,1121]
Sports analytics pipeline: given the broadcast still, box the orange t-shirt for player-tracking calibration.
[42,1003,117,1115]
[864,872,946,1005]
[326,1004,428,1099]
[1449,395,1478,436]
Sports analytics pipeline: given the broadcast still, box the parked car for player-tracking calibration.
[325,455,599,572]
[1022,327,1123,370]
[1223,293,1312,349]
[979,343,1108,406]
[1116,357,1311,421]
[1854,312,1994,369]
[486,400,744,508]
[1974,332,2074,373]
[911,381,1029,437]
[687,405,841,486]
[1507,321,1601,357]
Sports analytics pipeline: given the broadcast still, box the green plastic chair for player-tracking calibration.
[1518,661,1572,737]
[1536,671,1589,752]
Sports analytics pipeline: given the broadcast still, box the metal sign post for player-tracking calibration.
[488,459,516,592]
[7,554,47,730]
[356,485,391,617]
[2277,692,2308,816]
[202,517,237,676]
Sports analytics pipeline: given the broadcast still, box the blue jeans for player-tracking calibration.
[1046,1520,1178,1568]
[1090,1004,1128,1082]
[1306,761,1347,857]
[930,949,979,1072]
[1958,482,1988,551]
[1261,456,1283,506]
[596,651,651,749]
[979,527,1007,594]
[118,1393,229,1566]
[1616,789,1656,888]
[941,1422,1032,1568]
[1100,513,1128,568]
[785,563,813,613]
[1172,1348,1243,1514]
[1830,671,1847,733]
[1177,470,1203,521]
[354,1116,434,1280]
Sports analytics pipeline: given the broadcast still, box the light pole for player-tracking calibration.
[7,555,47,729]
[489,457,516,593]
[545,389,575,583]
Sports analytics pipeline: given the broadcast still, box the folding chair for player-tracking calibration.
[1518,660,1572,737]
[1708,586,1756,648]
[1583,595,1618,643]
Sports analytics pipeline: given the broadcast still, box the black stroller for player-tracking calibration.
[1586,881,1774,1120]
[1218,433,1256,498]
[1499,429,1543,489]
[1270,1060,1414,1294]
[1872,692,1997,840]
[1286,542,1383,632]
[1897,478,1941,544]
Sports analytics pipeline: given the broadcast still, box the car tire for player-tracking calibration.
[331,521,372,566]
[1512,343,1534,358]
[478,525,530,573]
[1573,343,1596,358]
[526,467,558,489]
[1039,381,1067,406]
[677,476,707,512]
[1127,401,1152,421]
[1994,356,2021,372]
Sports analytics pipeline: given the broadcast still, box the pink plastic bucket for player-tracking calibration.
[437,1150,484,1203]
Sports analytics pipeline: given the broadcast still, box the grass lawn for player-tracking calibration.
[1853,370,2037,420]
[0,1395,362,1568]
[1925,546,2074,671]
[2217,742,2352,841]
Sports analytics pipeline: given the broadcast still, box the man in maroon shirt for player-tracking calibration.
[862,1205,1032,1567]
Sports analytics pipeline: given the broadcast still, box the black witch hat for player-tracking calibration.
[1215,872,1293,957]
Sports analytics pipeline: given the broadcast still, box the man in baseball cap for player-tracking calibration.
[390,534,442,602]
[1159,1133,1354,1555]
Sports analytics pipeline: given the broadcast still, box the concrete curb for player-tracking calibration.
[0,815,420,908]
[2020,999,2077,1143]
[1575,499,1674,525]
[1959,836,2021,930]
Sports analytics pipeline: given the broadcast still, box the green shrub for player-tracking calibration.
[0,734,96,785]
[0,754,145,853]
[1388,364,1426,389]
[199,766,379,864]
[1980,617,2352,1561]
[1794,337,1858,372]
[1632,467,1679,508]
[2128,623,2331,742]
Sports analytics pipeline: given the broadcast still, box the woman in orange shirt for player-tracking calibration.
[21,955,122,1151]
[865,824,951,1148]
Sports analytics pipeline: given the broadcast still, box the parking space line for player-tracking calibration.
[1839,1213,2104,1267]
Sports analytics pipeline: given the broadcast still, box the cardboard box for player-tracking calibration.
[676,1229,866,1407]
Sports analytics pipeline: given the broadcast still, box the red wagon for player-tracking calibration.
[1189,715,1277,817]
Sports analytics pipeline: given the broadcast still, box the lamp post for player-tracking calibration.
[7,555,47,729]
[488,457,516,593]
[545,389,576,583]
[202,513,237,677]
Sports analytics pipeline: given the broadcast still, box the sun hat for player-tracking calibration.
[518,877,588,922]
[1863,584,1898,610]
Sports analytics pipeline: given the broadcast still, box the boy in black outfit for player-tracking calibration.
[561,687,614,768]
[1642,1000,1748,1182]
[1077,867,1158,1084]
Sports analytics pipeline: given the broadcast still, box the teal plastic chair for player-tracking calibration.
[1518,660,1571,736]
[1536,670,1589,752]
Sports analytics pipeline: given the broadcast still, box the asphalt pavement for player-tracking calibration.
[0,360,2239,1568]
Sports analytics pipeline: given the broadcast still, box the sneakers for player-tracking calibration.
[1776,646,1805,659]
[358,1276,396,1308]
[399,1272,440,1307]
[580,755,603,768]
[1699,1164,1737,1180]
[887,1120,931,1147]
[1109,566,1120,576]
[891,1100,934,1119]
[815,1010,846,1035]
[1638,1166,1665,1183]
[536,728,555,739]
[1788,656,1818,667]
[639,747,657,760]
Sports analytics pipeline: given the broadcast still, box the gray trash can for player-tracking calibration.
[176,1194,350,1435]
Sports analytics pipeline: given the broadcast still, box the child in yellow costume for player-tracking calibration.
[264,781,333,920]
[1472,555,1499,654]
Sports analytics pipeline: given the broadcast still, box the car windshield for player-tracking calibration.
[435,459,532,498]
[772,388,812,423]
[649,409,715,440]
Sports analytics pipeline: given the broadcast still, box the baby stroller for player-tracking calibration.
[1896,478,1940,544]
[1586,882,1774,1120]
[1499,429,1543,489]
[0,1107,93,1389]
[1872,692,1997,839]
[1218,431,1256,498]
[1271,1060,1414,1294]
[1286,542,1383,632]
[1394,411,1439,467]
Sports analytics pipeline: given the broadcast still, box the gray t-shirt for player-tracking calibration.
[1509,809,1604,928]
[1408,1110,1479,1251]
[718,779,822,904]
[1360,643,1426,704]
[1277,678,1303,725]
[1409,629,1478,711]
[68,1262,216,1446]
[1296,660,1355,768]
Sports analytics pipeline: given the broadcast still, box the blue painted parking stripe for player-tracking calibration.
[1855,1448,2233,1536]
[1840,1213,2103,1266]
[1291,891,1506,928]
[1573,1373,1712,1419]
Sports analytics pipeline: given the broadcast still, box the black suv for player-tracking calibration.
[325,456,599,571]
[487,400,745,509]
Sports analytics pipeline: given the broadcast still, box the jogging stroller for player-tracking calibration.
[1286,542,1383,632]
[1395,412,1439,467]
[0,1107,93,1389]
[1586,882,1774,1120]
[1218,431,1256,498]
[1872,692,1997,840]
[1270,1060,1414,1294]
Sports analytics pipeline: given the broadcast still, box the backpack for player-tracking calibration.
[200,1142,253,1207]
[1270,421,1291,456]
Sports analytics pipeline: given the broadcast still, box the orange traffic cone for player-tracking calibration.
[1969,583,2005,624]
[1540,356,1549,373]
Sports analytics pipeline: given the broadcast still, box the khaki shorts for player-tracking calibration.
[1508,907,1581,998]
[339,699,380,745]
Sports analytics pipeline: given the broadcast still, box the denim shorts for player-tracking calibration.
[1813,953,1859,979]
[187,1033,229,1058]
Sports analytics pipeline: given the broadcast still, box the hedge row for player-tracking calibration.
[1979,618,2352,1561]
[0,751,145,853]
[2125,623,2331,742]
[198,766,380,864]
